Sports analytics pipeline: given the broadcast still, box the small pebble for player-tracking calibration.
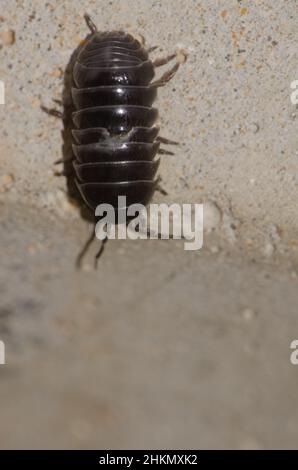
[176,49,188,64]
[1,29,15,45]
[0,173,14,193]
[49,68,63,78]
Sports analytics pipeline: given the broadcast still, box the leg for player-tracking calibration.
[137,33,146,47]
[158,148,174,155]
[94,237,108,268]
[84,13,98,33]
[76,225,96,269]
[54,169,73,177]
[151,50,187,87]
[41,105,63,119]
[41,94,63,118]
[156,184,168,196]
[54,156,74,165]
[52,98,63,106]
[148,46,158,53]
[157,136,179,146]
[153,53,176,67]
[155,175,168,196]
[151,62,179,87]
[42,101,73,168]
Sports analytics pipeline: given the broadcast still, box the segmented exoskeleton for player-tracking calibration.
[72,14,185,218]
[43,14,186,265]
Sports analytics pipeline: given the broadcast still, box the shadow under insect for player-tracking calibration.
[60,34,94,223]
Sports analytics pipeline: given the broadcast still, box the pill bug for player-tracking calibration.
[44,14,186,266]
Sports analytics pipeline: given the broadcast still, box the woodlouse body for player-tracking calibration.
[71,15,184,216]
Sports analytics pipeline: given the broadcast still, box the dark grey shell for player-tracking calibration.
[71,30,160,211]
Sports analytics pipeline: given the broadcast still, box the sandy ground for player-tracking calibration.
[0,0,298,449]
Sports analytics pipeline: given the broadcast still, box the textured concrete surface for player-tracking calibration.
[1,0,298,449]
